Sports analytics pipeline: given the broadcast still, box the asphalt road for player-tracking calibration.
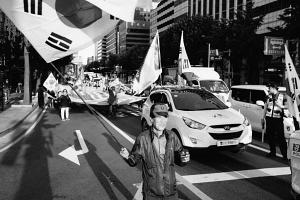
[0,103,293,200]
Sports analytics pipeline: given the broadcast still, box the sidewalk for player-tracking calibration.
[0,94,39,135]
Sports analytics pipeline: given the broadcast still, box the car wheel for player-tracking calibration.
[141,119,149,131]
[231,144,247,153]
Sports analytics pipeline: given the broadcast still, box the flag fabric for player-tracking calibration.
[178,31,192,75]
[43,72,58,91]
[59,85,145,106]
[285,45,300,123]
[132,31,162,94]
[0,0,140,63]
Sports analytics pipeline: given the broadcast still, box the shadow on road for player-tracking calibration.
[1,114,58,200]
[83,140,133,200]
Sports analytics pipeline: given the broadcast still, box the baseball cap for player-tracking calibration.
[151,103,169,118]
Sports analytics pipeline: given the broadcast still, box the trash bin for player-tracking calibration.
[289,130,300,200]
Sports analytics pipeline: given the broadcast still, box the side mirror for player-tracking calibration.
[256,100,264,107]
[225,101,232,107]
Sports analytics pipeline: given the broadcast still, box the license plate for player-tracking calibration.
[217,140,239,147]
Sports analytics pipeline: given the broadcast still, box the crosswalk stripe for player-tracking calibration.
[182,167,291,184]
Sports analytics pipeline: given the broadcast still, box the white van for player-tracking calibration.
[229,85,295,141]
[188,67,230,106]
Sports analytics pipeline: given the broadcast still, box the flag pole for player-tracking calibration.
[49,62,123,148]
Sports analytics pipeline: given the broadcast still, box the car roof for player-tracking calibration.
[231,85,286,91]
[151,85,209,93]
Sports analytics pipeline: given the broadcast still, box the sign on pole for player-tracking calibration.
[264,36,285,55]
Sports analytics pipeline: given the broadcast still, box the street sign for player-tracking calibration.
[264,36,285,55]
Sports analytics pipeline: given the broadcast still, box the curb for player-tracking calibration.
[0,103,39,136]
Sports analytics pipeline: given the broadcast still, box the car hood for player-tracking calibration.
[178,108,244,126]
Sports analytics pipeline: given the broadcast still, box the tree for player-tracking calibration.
[270,0,300,66]
[226,1,264,84]
[160,15,230,68]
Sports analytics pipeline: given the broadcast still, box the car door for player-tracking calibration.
[230,88,250,119]
[248,89,267,132]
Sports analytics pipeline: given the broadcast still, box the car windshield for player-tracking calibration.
[200,80,229,93]
[171,89,228,111]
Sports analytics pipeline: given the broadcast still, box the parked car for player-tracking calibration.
[141,86,252,151]
[229,85,295,141]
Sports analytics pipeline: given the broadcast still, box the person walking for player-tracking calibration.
[108,86,117,117]
[120,103,190,200]
[262,83,287,160]
[37,84,46,108]
[58,89,71,121]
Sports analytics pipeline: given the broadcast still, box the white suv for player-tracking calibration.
[141,86,252,151]
[229,85,295,141]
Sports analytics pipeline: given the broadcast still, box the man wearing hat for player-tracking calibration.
[262,83,287,160]
[120,103,190,200]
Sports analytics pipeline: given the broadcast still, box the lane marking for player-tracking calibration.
[58,130,89,165]
[249,144,283,158]
[99,112,213,200]
[0,106,47,153]
[182,167,291,184]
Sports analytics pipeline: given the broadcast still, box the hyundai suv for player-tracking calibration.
[141,86,252,151]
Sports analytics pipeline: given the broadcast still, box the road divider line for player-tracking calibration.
[98,112,213,200]
[248,144,283,158]
[182,167,291,184]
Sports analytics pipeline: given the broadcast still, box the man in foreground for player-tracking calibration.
[120,103,190,200]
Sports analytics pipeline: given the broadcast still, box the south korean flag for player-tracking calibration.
[0,0,140,63]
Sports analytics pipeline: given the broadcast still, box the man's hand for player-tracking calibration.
[180,149,190,163]
[120,147,129,159]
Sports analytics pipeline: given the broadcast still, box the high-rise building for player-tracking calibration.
[106,26,119,55]
[150,0,291,37]
[96,9,150,58]
[96,36,107,62]
[119,20,150,54]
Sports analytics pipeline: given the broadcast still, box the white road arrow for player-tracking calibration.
[59,130,89,165]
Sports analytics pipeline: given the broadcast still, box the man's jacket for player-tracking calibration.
[127,129,186,197]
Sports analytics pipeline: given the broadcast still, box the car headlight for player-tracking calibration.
[243,117,250,126]
[182,117,206,130]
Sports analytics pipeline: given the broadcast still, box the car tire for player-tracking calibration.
[141,119,149,131]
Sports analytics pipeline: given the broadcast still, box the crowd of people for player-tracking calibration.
[37,86,72,121]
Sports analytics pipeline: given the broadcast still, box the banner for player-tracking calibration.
[59,85,145,106]
[43,72,58,91]
[132,31,162,94]
[0,0,139,63]
[285,45,300,124]
[178,31,192,75]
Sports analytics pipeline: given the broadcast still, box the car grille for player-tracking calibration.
[210,124,241,129]
[209,131,243,140]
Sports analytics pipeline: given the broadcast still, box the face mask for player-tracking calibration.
[153,116,168,131]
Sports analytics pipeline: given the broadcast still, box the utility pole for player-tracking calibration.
[23,38,31,105]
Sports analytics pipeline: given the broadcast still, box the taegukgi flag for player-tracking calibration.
[132,31,162,94]
[285,44,300,124]
[0,0,149,63]
[178,31,192,75]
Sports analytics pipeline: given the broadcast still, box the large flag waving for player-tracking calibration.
[0,0,148,63]
[285,45,300,124]
[132,31,162,94]
[178,31,192,75]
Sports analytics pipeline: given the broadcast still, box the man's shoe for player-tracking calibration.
[62,119,66,121]
[66,118,70,120]
[266,153,276,158]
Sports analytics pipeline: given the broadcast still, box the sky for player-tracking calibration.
[77,44,95,65]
